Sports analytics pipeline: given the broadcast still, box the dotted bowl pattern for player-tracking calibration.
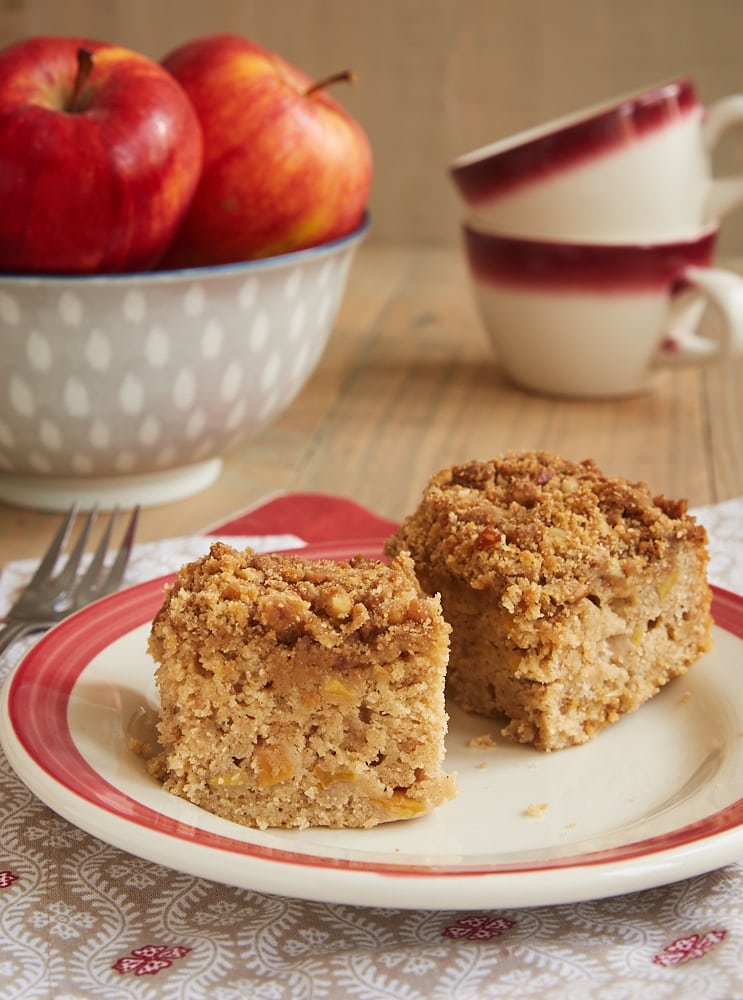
[0,234,361,479]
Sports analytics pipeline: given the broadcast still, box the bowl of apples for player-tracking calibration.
[0,34,372,511]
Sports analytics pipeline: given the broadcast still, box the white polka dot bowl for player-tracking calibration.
[0,218,368,512]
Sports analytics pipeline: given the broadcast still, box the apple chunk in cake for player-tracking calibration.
[385,452,713,751]
[146,543,456,829]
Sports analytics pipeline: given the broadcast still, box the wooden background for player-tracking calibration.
[3,0,743,254]
[2,1,743,556]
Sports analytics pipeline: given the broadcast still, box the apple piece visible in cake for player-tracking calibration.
[146,543,456,829]
[385,451,713,751]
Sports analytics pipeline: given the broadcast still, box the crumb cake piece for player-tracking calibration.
[385,451,713,751]
[146,543,456,829]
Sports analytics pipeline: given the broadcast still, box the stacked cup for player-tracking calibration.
[450,79,743,398]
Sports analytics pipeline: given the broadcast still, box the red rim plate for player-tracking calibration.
[4,538,743,881]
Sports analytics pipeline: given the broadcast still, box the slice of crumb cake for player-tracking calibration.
[385,451,713,751]
[146,542,456,829]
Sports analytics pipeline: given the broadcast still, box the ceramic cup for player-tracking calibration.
[451,79,743,241]
[463,221,743,399]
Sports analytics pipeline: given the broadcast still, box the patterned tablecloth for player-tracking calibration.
[1,492,742,1000]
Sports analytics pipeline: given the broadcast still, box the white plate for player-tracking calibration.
[2,539,743,910]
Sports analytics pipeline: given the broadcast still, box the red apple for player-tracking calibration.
[0,36,203,274]
[159,33,372,267]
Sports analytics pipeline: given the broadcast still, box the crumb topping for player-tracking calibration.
[385,451,708,618]
[151,542,447,655]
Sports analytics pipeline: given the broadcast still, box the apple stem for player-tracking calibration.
[68,48,94,113]
[304,69,357,98]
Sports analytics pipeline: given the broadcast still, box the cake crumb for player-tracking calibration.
[680,691,692,703]
[475,761,488,769]
[524,802,549,817]
[467,733,498,749]
[127,736,152,756]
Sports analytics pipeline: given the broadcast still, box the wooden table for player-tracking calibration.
[1,243,742,563]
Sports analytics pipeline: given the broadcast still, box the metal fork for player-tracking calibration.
[0,504,140,656]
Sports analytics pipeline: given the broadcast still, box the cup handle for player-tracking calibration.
[655,265,743,367]
[703,95,743,218]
